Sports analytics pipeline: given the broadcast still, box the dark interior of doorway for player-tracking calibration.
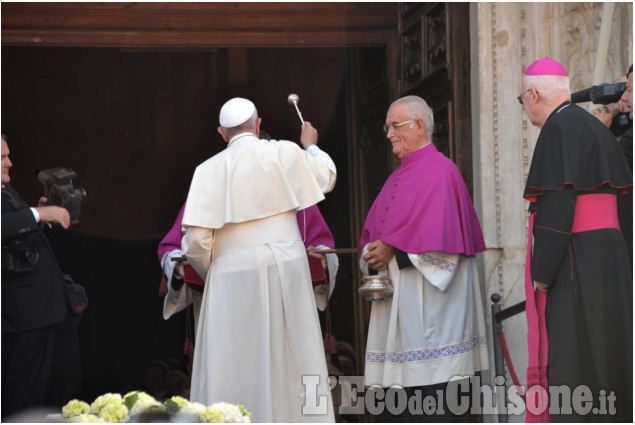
[1,45,382,403]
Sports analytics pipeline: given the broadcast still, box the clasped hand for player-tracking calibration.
[306,245,327,269]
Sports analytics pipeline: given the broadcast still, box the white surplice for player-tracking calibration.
[182,133,336,422]
[160,249,203,326]
[361,247,489,388]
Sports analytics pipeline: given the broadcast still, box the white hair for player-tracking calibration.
[391,95,434,136]
[523,75,571,101]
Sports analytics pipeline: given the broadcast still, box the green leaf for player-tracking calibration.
[123,393,139,410]
[163,399,179,414]
[239,404,252,418]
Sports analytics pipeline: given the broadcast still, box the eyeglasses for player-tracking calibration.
[517,88,534,105]
[383,119,415,134]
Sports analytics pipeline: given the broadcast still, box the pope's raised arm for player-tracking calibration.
[299,121,336,193]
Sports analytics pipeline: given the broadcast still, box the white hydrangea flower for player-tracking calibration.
[211,402,250,423]
[164,395,189,411]
[98,401,129,423]
[199,407,223,423]
[133,391,156,404]
[90,393,122,415]
[61,392,251,423]
[62,399,90,418]
[67,413,105,423]
[121,390,160,417]
[129,399,163,417]
[179,401,207,419]
[142,393,157,402]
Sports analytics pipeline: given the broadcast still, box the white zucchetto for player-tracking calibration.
[219,97,256,128]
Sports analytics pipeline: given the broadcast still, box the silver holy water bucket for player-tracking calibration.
[358,271,394,301]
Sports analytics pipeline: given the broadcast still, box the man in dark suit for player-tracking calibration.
[618,65,633,264]
[1,134,82,419]
[591,65,633,264]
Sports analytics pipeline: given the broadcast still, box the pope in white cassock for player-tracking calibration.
[181,97,336,422]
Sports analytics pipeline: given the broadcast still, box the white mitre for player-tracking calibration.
[219,97,256,127]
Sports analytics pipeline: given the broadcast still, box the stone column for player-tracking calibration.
[470,2,631,422]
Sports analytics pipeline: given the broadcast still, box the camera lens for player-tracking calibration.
[24,247,40,265]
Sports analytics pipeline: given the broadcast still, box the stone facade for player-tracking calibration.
[470,2,632,421]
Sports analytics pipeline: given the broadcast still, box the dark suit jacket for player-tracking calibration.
[1,184,67,333]
[618,126,633,263]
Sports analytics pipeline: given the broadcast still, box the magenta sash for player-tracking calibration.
[571,193,620,233]
[525,212,551,422]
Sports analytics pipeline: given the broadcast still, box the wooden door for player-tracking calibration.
[398,2,474,192]
[345,46,396,376]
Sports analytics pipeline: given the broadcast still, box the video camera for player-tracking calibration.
[37,167,87,224]
[571,82,626,105]
[572,82,631,136]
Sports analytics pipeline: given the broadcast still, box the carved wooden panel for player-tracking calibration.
[398,2,473,194]
[402,20,423,89]
[425,3,447,75]
[433,104,451,158]
[400,2,447,93]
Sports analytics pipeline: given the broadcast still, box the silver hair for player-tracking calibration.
[391,95,434,136]
[522,75,571,100]
[222,109,259,138]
